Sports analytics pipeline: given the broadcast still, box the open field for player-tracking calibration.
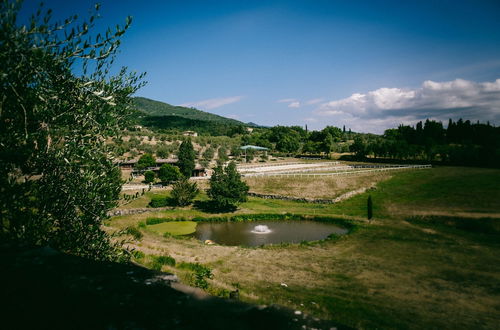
[244,171,391,199]
[108,166,500,329]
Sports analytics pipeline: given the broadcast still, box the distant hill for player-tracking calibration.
[133,97,245,126]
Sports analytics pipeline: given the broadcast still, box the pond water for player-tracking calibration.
[194,220,348,247]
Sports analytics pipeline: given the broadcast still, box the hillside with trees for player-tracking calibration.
[133,97,254,136]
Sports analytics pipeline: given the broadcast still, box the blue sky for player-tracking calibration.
[21,0,500,133]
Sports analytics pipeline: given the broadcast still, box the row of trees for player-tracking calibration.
[242,125,352,154]
[350,119,500,167]
[150,161,248,210]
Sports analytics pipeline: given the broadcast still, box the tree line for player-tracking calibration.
[350,119,500,167]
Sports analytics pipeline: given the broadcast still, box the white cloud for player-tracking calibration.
[180,96,243,110]
[315,78,500,133]
[277,98,301,108]
[306,98,325,105]
[277,98,297,103]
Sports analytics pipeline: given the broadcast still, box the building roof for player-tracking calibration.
[240,145,269,151]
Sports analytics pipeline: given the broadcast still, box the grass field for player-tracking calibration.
[147,221,197,236]
[109,166,500,329]
[244,171,390,199]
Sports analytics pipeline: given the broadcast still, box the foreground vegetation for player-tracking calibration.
[109,166,500,329]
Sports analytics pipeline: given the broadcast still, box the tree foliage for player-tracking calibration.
[170,178,199,206]
[0,1,144,261]
[144,170,155,183]
[137,153,156,170]
[158,163,181,184]
[177,138,195,177]
[207,161,249,210]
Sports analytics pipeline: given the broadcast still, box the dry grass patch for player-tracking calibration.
[245,172,391,199]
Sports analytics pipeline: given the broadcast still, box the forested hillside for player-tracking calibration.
[133,97,251,136]
[134,97,244,125]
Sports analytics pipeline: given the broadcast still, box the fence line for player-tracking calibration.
[237,161,340,171]
[242,164,431,178]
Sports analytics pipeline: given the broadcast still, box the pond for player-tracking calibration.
[194,220,348,246]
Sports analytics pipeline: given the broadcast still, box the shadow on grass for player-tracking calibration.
[193,200,237,213]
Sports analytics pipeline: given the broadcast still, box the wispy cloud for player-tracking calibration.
[277,98,297,103]
[277,98,301,108]
[315,78,500,133]
[180,96,243,110]
[306,98,325,105]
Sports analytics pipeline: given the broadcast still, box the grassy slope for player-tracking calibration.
[110,166,500,329]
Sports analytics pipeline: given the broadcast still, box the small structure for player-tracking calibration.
[182,130,198,137]
[240,145,269,163]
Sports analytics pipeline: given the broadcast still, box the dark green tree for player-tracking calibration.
[137,153,156,170]
[322,133,334,154]
[367,195,373,220]
[207,162,249,210]
[0,1,144,261]
[144,170,155,184]
[177,138,196,177]
[158,164,181,185]
[171,178,199,206]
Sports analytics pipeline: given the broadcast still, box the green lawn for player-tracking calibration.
[147,221,197,236]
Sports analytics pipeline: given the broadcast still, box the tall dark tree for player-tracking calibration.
[367,195,373,220]
[177,138,196,177]
[0,1,144,261]
[207,162,249,210]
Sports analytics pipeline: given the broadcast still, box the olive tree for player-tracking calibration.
[0,1,145,261]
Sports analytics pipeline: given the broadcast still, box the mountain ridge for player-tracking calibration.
[133,97,246,126]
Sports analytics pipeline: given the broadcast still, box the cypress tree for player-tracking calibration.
[177,138,196,177]
[367,195,373,220]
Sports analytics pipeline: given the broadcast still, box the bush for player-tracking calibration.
[149,196,169,208]
[171,178,199,206]
[178,262,213,289]
[137,153,156,170]
[151,255,176,270]
[132,250,145,259]
[125,226,143,240]
[144,170,156,184]
[158,164,181,185]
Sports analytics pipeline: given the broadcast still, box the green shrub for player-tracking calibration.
[125,226,143,240]
[171,178,199,206]
[178,262,213,289]
[132,250,145,259]
[158,164,181,185]
[149,196,169,208]
[151,255,176,270]
[146,217,169,225]
[144,170,156,184]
